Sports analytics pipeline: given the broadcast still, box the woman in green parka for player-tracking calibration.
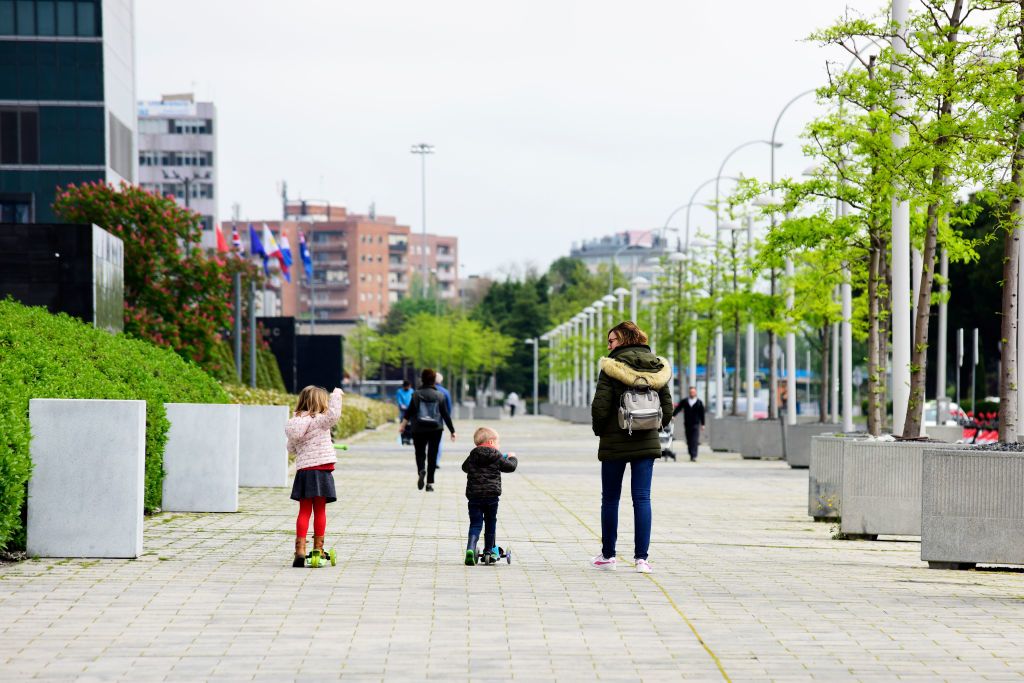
[589,321,673,574]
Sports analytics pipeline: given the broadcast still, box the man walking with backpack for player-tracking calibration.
[399,368,456,492]
[589,321,673,574]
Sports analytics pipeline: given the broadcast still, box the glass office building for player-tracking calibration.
[0,0,135,223]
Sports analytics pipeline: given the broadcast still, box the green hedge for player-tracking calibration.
[207,340,286,393]
[0,300,229,551]
[220,385,396,440]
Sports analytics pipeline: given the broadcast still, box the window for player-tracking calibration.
[55,0,72,35]
[0,2,13,34]
[0,107,39,164]
[16,1,33,34]
[0,195,31,222]
[138,118,170,135]
[171,118,212,135]
[36,0,54,35]
[76,0,94,36]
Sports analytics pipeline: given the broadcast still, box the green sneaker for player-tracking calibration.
[464,549,477,566]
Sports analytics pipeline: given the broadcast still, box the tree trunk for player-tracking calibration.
[820,324,830,423]
[999,1,1024,443]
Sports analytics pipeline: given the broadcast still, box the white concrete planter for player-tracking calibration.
[923,425,962,443]
[840,440,966,539]
[808,434,864,521]
[239,405,289,488]
[568,406,591,424]
[539,403,555,417]
[162,403,240,512]
[27,399,146,558]
[740,419,784,460]
[922,448,1024,570]
[786,423,844,469]
[709,416,745,453]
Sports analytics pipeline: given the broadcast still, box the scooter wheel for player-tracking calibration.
[310,550,321,568]
[329,549,337,566]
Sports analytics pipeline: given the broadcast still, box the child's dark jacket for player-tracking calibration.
[462,446,517,499]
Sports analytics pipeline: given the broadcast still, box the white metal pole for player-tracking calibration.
[891,0,912,435]
[786,257,797,425]
[842,263,854,432]
[715,329,724,418]
[937,249,948,424]
[630,281,639,322]
[532,339,539,415]
[572,318,580,407]
[746,215,755,421]
[831,316,840,424]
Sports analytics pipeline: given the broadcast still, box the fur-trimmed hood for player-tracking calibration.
[598,348,672,390]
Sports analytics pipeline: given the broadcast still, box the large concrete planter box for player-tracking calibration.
[808,434,865,521]
[924,425,963,443]
[840,440,966,539]
[568,406,591,424]
[740,419,784,460]
[239,405,289,488]
[453,405,502,420]
[27,399,146,558]
[540,402,555,417]
[709,416,744,453]
[786,423,845,468]
[162,403,240,512]
[922,448,1024,570]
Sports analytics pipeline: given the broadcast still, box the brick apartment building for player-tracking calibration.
[231,201,458,323]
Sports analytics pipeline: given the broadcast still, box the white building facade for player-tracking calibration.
[137,94,218,246]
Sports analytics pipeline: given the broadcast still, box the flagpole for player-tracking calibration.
[309,226,316,334]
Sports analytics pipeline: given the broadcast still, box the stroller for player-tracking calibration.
[659,422,677,461]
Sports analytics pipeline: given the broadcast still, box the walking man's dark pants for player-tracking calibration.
[685,424,700,460]
[413,431,442,484]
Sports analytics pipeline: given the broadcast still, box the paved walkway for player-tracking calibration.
[2,416,1024,681]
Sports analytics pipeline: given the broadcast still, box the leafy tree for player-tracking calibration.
[53,181,261,371]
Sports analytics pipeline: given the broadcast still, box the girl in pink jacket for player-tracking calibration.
[286,385,343,567]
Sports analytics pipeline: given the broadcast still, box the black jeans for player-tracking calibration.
[413,431,443,484]
[467,496,500,551]
[685,424,701,459]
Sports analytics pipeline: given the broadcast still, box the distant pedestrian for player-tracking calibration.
[434,372,454,467]
[285,385,343,567]
[507,391,520,418]
[462,427,518,565]
[396,380,414,445]
[672,386,705,462]
[399,368,456,492]
[589,321,672,574]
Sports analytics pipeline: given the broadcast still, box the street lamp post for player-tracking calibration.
[410,143,434,299]
[614,287,630,316]
[891,0,912,435]
[630,277,647,324]
[584,306,596,400]
[713,140,781,418]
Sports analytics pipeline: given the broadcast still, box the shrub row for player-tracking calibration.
[0,300,229,551]
[207,341,286,393]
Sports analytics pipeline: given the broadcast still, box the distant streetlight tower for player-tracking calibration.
[526,338,539,415]
[410,143,434,298]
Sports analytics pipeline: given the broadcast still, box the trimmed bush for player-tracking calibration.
[208,340,287,393]
[0,300,228,550]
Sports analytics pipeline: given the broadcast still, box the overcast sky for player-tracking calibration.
[136,0,881,278]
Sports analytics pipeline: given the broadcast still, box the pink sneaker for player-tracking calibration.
[591,554,617,570]
[635,559,652,574]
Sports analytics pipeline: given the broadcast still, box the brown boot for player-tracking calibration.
[313,535,325,555]
[293,537,307,567]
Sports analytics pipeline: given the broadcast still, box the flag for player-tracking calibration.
[232,224,244,257]
[298,231,313,283]
[279,234,294,284]
[249,223,265,258]
[214,223,229,253]
[261,224,289,281]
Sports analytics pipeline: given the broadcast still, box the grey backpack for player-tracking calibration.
[617,378,663,435]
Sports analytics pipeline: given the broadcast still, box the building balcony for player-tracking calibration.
[436,252,456,263]
[388,242,408,253]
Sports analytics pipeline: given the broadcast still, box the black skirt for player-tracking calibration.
[290,469,337,503]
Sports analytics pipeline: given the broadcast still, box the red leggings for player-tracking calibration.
[296,497,327,537]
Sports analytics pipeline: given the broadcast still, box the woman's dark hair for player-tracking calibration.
[402,380,411,388]
[608,321,648,347]
[420,368,437,386]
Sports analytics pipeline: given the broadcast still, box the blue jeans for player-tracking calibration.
[601,457,654,561]
[467,497,500,551]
